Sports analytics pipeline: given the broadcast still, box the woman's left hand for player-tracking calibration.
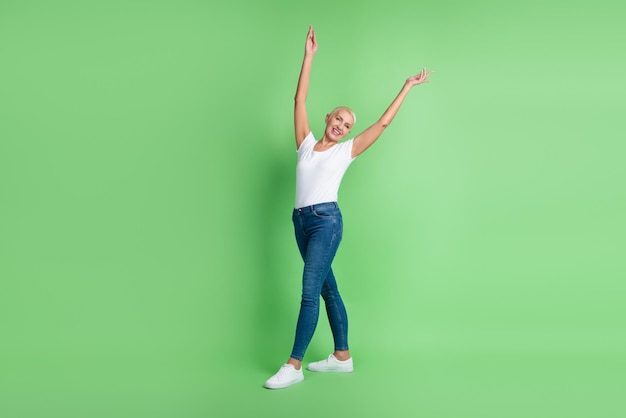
[405,68,433,87]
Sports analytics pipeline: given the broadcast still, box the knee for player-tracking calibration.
[300,293,319,307]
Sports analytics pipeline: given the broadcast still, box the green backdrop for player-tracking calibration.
[1,1,624,417]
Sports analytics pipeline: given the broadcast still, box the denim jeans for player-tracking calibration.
[290,202,349,361]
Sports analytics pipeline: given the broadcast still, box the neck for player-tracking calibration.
[320,135,337,146]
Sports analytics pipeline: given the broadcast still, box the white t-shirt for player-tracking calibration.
[295,131,356,209]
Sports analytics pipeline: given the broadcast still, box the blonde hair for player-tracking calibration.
[330,106,356,126]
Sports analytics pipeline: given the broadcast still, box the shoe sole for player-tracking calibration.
[264,376,304,389]
[306,366,353,373]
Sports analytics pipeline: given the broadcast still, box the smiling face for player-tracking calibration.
[324,107,355,142]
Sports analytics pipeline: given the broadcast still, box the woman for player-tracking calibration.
[264,26,432,389]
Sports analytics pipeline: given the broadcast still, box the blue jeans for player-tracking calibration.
[290,202,349,361]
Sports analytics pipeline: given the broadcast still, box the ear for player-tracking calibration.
[325,114,330,124]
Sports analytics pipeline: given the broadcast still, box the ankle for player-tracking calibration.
[287,358,302,370]
[333,350,351,361]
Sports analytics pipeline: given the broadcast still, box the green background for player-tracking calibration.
[1,0,624,417]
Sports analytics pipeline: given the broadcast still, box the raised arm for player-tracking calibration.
[351,68,433,158]
[294,26,318,149]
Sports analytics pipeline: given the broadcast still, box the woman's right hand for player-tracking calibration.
[305,25,318,56]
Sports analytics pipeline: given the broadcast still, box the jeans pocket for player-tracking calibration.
[313,207,338,218]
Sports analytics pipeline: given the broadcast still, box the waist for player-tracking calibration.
[294,201,338,213]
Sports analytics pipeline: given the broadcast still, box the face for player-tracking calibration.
[324,108,354,142]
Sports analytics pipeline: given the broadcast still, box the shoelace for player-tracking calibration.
[276,365,294,379]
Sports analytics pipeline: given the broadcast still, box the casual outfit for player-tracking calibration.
[265,132,357,389]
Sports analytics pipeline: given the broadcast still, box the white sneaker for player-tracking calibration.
[307,354,354,372]
[264,364,304,389]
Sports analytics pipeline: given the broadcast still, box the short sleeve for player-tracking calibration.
[297,131,315,153]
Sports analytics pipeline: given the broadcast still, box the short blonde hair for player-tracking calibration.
[330,106,356,126]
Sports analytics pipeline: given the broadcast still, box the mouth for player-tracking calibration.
[332,128,342,136]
